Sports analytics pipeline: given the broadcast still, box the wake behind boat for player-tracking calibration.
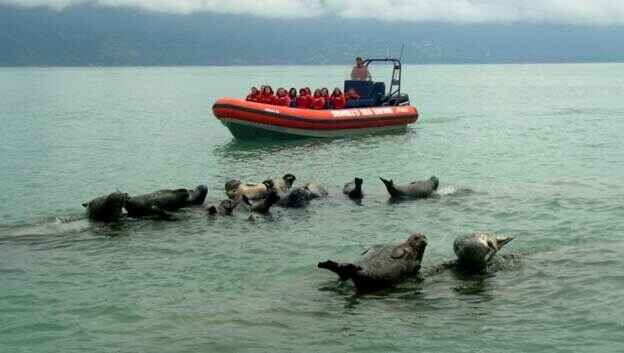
[212,58,419,139]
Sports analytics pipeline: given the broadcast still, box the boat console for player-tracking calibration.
[344,57,410,108]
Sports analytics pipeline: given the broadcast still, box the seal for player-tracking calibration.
[242,180,280,214]
[207,199,237,216]
[224,179,243,199]
[303,181,328,199]
[318,233,428,293]
[453,232,514,273]
[225,179,265,201]
[274,173,296,193]
[225,174,296,201]
[186,185,208,206]
[124,189,190,220]
[82,191,129,222]
[276,187,311,208]
[276,180,327,208]
[379,176,439,199]
[343,177,363,200]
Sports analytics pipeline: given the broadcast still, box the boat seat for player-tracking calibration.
[344,80,373,98]
[371,82,386,105]
[344,80,385,107]
[345,98,375,108]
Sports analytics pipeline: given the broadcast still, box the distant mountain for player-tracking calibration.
[2,4,624,66]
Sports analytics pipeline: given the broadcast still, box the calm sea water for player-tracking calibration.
[1,64,623,353]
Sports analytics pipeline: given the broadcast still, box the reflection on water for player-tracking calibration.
[215,136,333,159]
[214,128,415,161]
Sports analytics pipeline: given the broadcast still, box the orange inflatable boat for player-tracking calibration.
[212,58,419,139]
[212,98,418,138]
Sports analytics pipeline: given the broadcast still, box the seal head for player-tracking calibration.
[392,233,428,262]
[282,174,296,189]
[207,199,237,216]
[429,176,440,191]
[453,232,513,272]
[187,185,208,205]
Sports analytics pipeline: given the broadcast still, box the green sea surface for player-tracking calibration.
[1,64,623,353]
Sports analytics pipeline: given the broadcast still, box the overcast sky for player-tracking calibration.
[2,0,624,25]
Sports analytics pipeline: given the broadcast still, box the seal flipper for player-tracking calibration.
[379,177,400,198]
[318,260,362,281]
[241,195,252,207]
[495,236,514,249]
[484,236,514,263]
[353,177,363,197]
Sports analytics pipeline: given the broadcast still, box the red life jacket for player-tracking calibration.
[311,96,326,110]
[296,94,311,108]
[246,93,260,102]
[275,95,291,106]
[260,94,276,105]
[330,94,346,109]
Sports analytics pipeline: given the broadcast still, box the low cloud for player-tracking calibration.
[0,0,325,17]
[2,0,624,24]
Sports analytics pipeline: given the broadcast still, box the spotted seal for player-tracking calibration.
[225,174,296,201]
[380,176,439,199]
[276,187,311,208]
[276,181,328,208]
[303,181,328,199]
[453,232,514,273]
[318,233,428,293]
[242,180,281,214]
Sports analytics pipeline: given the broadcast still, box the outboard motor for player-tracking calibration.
[386,93,410,106]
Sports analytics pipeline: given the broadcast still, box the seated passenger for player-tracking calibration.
[275,88,291,106]
[260,86,276,105]
[295,88,312,109]
[329,87,346,109]
[320,87,331,109]
[246,87,260,102]
[310,89,326,110]
[288,88,297,107]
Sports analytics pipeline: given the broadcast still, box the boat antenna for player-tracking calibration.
[399,43,405,61]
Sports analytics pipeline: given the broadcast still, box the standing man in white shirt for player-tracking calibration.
[350,57,371,81]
